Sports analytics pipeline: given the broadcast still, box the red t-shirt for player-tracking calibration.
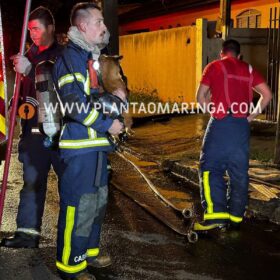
[200,57,265,119]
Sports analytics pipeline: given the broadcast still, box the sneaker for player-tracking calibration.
[88,255,112,268]
[0,232,39,248]
[194,221,226,231]
[60,272,95,280]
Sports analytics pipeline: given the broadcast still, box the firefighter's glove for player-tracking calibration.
[11,54,32,76]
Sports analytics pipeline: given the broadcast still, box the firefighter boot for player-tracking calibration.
[0,232,39,248]
[88,255,112,268]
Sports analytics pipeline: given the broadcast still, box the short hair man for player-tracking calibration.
[195,39,272,231]
[53,3,124,279]
[1,6,64,248]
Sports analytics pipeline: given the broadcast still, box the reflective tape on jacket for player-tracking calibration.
[85,71,90,95]
[59,138,110,149]
[83,108,99,126]
[58,73,85,89]
[88,127,97,139]
[56,260,87,274]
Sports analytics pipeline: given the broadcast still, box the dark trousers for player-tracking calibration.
[199,116,250,224]
[56,151,108,277]
[16,134,62,233]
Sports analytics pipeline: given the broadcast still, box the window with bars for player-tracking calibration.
[236,9,262,28]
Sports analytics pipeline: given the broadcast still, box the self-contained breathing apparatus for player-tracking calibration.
[35,60,62,149]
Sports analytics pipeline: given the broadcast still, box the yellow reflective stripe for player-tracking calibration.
[58,73,85,89]
[59,138,110,149]
[0,113,6,135]
[229,214,243,223]
[62,206,76,265]
[88,128,97,139]
[83,109,99,126]
[85,71,90,95]
[0,81,5,99]
[194,223,222,231]
[87,248,100,257]
[60,124,66,141]
[56,260,87,274]
[204,212,230,220]
[203,171,213,213]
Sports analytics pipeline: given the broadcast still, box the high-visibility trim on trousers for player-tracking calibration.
[204,213,243,222]
[62,206,76,265]
[204,212,230,220]
[203,171,214,213]
[87,248,100,257]
[56,260,87,274]
[229,214,243,223]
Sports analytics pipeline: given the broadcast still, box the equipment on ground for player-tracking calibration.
[110,151,199,243]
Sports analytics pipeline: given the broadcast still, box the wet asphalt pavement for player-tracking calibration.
[0,115,279,280]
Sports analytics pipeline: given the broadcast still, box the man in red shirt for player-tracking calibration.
[195,39,272,231]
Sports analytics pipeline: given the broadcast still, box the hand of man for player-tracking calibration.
[11,54,32,76]
[108,119,123,135]
[247,114,254,123]
[112,88,126,102]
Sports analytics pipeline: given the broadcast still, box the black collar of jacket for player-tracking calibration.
[26,41,61,58]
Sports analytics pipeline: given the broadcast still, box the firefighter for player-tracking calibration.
[195,39,272,231]
[0,7,64,248]
[52,3,124,280]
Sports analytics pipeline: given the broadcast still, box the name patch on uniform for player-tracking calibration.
[74,253,87,263]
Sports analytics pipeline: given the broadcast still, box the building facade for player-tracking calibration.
[120,0,279,35]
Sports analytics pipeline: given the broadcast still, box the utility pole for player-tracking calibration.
[102,0,119,55]
[274,68,280,164]
[219,0,231,39]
